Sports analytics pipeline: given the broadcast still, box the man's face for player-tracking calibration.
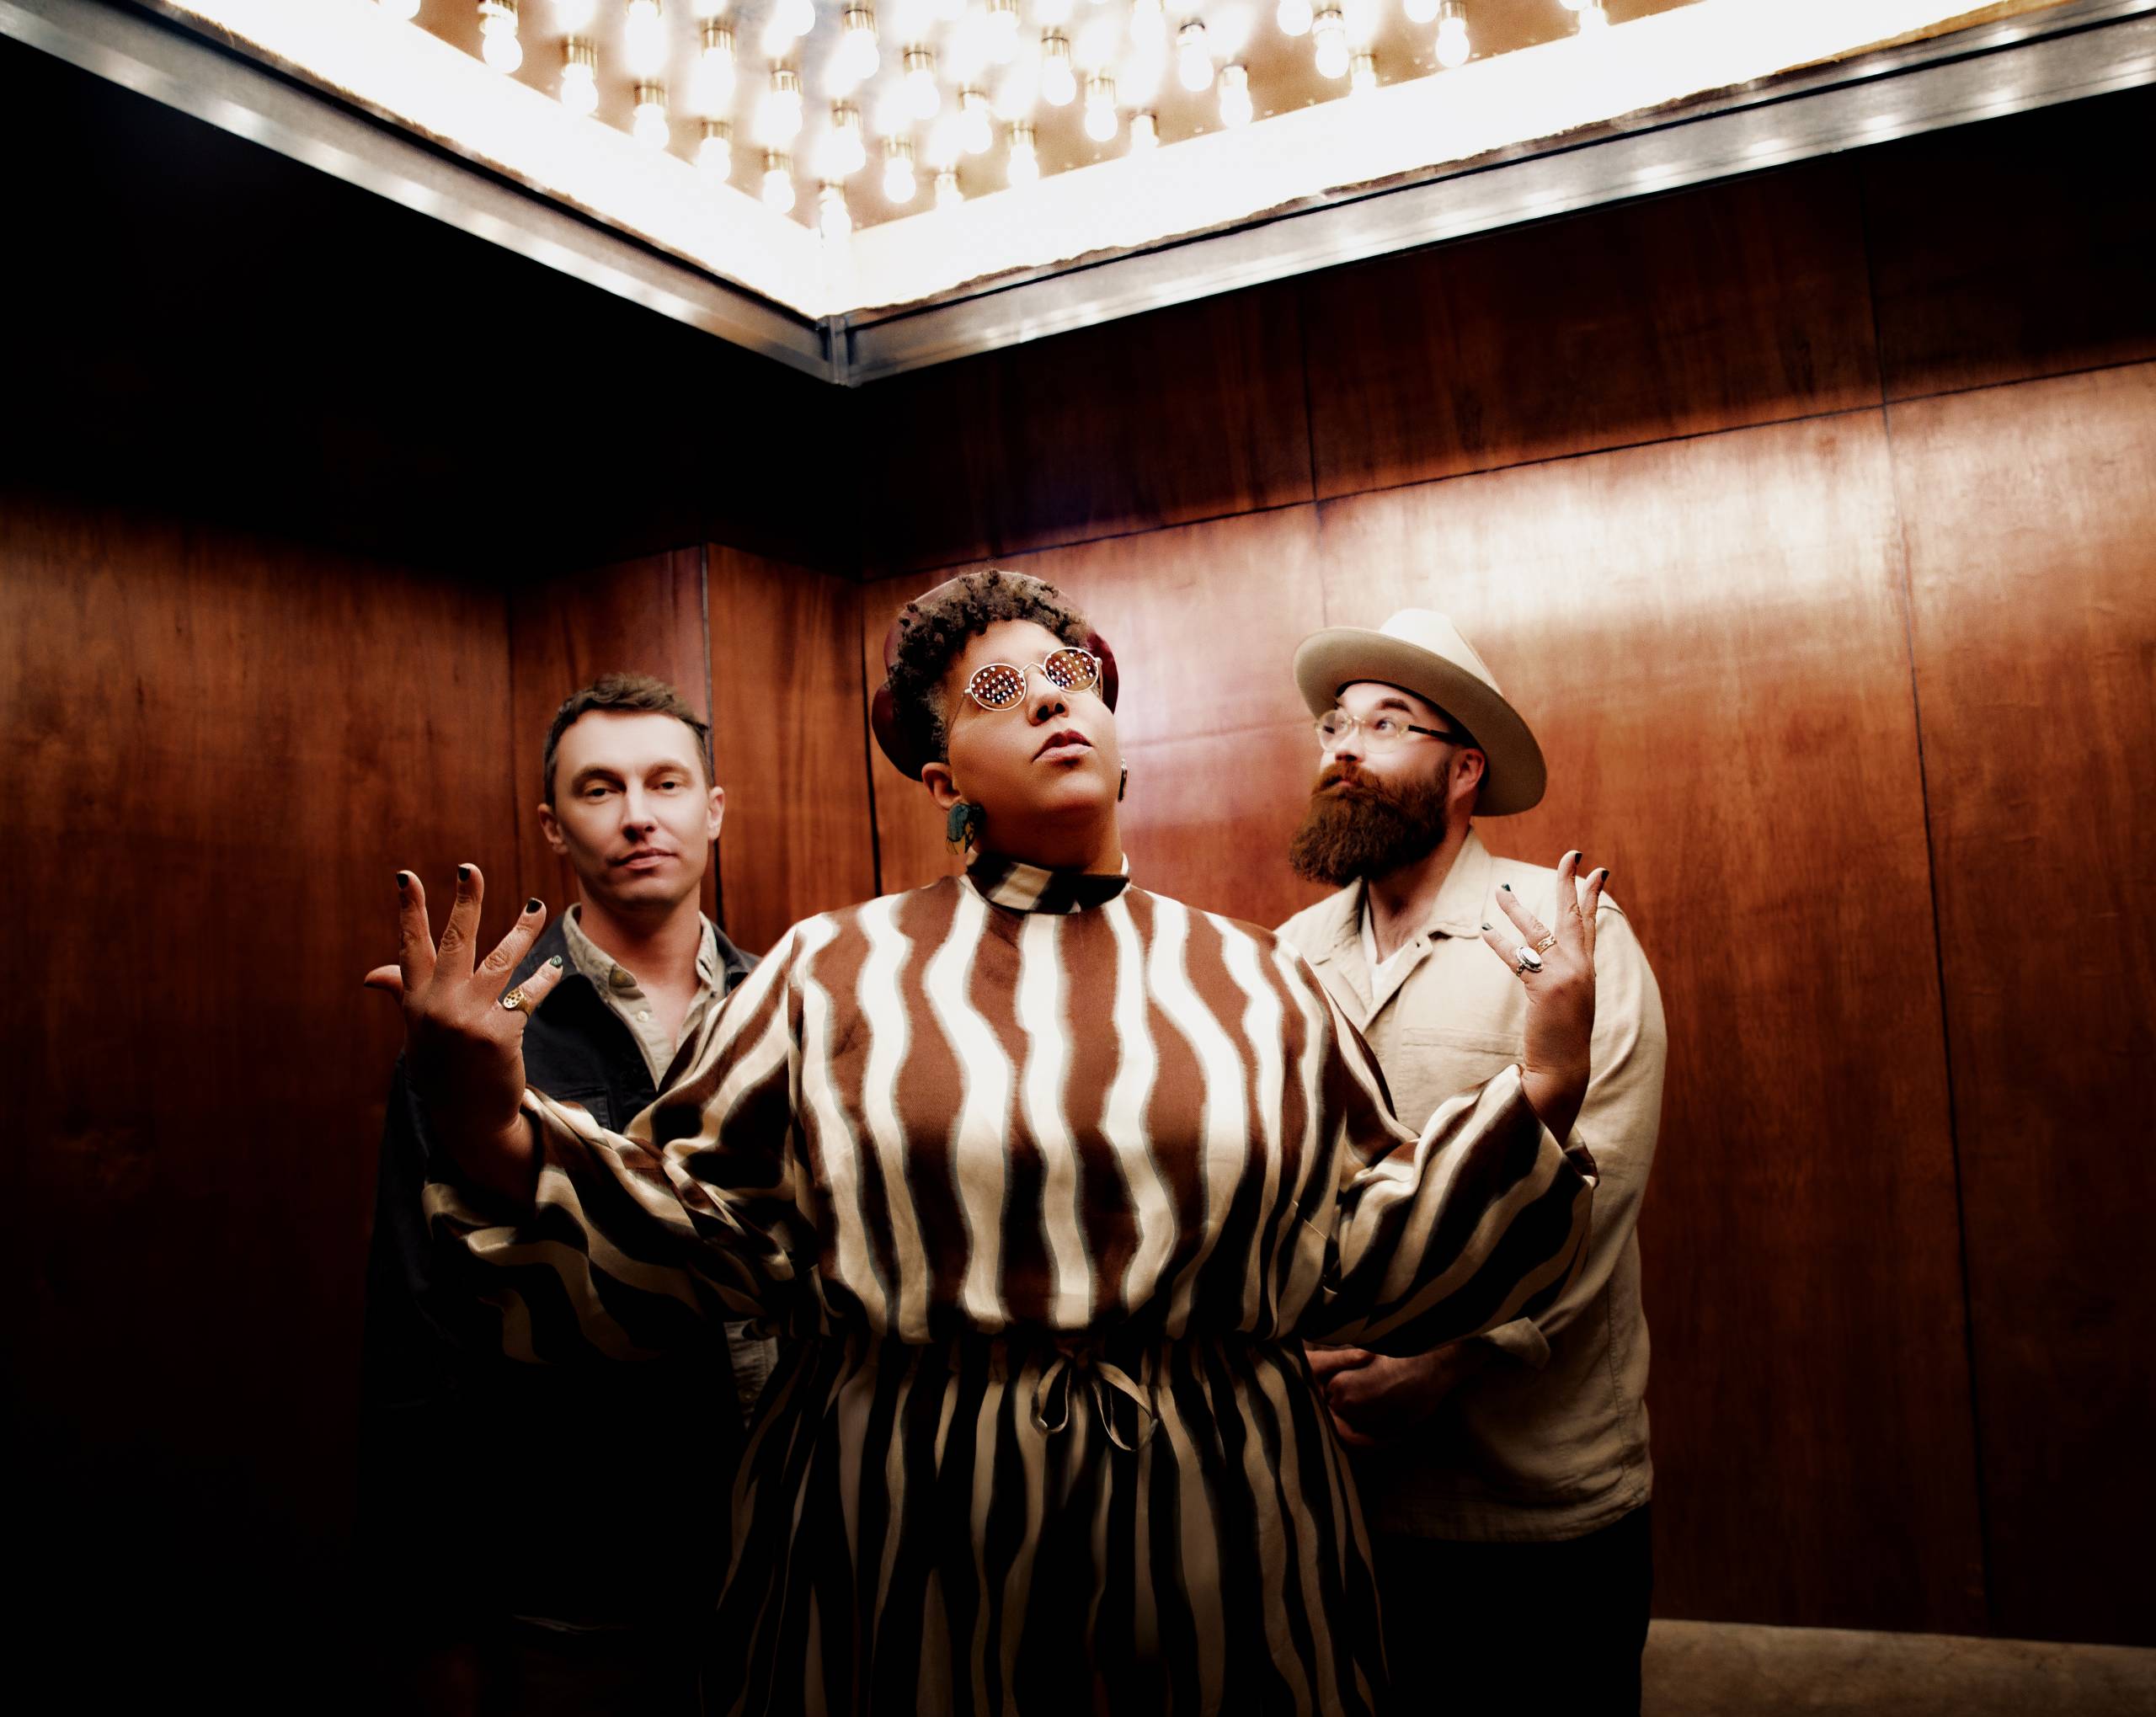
[538,710,724,915]
[1287,681,1477,886]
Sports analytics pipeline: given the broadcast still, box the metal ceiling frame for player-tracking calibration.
[6,0,2153,387]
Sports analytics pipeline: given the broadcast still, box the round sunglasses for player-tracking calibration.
[961,648,1103,712]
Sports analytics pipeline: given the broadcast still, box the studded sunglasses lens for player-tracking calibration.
[963,648,1101,711]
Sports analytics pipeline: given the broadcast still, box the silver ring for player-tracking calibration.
[1513,946,1544,974]
[499,987,531,1013]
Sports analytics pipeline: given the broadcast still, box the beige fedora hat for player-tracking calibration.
[1294,610,1546,816]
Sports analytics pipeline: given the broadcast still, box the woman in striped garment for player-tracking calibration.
[396,570,1608,1716]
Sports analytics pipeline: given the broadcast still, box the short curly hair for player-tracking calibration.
[884,569,1093,770]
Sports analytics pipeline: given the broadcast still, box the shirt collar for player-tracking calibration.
[561,904,727,998]
[1315,826,1495,964]
[965,852,1133,914]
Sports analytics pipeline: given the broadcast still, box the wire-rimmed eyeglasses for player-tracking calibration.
[1315,708,1470,754]
[962,648,1102,712]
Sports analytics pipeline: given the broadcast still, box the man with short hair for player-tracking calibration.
[1278,611,1667,1715]
[358,671,765,1715]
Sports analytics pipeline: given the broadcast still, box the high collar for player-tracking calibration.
[965,852,1132,914]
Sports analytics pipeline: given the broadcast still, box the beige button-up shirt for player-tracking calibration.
[1279,828,1667,1542]
[560,904,777,1417]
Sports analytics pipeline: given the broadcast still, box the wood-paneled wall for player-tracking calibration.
[851,87,2156,1645]
[0,491,525,1688]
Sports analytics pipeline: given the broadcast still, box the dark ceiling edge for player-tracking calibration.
[8,0,2153,387]
[0,0,838,379]
[841,0,2156,381]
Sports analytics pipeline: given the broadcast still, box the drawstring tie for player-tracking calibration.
[1032,1339,1156,1452]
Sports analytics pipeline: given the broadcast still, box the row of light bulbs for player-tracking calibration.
[381,0,1615,230]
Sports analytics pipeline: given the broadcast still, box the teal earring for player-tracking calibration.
[946,799,986,855]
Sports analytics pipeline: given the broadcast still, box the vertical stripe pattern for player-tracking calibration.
[433,860,1595,1714]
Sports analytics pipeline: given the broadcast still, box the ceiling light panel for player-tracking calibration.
[382,0,1706,229]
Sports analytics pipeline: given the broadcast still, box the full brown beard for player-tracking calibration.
[1288,763,1452,886]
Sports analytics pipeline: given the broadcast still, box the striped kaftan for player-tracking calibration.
[429,857,1596,1716]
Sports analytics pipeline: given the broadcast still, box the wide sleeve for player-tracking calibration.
[1297,967,1598,1357]
[424,926,814,1363]
[1474,902,1665,1369]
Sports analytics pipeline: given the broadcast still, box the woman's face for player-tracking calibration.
[925,617,1122,866]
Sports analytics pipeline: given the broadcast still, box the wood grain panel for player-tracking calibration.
[1122,722,1335,929]
[1315,413,1986,1633]
[858,509,1329,898]
[1888,362,2156,1646]
[504,548,716,925]
[857,348,1006,578]
[0,490,520,1672]
[1866,86,2156,403]
[1302,163,1882,500]
[707,546,879,952]
[992,281,1315,555]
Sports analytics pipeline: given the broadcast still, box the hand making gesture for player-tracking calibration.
[1479,848,1605,1144]
[363,865,564,1202]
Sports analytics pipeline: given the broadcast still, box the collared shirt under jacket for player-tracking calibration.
[428,856,1598,1715]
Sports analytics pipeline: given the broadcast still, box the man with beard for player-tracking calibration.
[1278,610,1667,1716]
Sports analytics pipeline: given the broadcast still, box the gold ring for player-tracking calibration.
[1534,933,1557,954]
[499,987,531,1013]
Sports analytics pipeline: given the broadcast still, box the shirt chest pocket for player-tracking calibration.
[1388,1027,1521,1133]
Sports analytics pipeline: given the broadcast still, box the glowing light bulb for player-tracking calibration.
[1402,0,1436,20]
[1434,0,1469,66]
[1006,120,1038,186]
[935,167,963,207]
[1035,0,1074,23]
[821,103,867,176]
[698,117,732,171]
[1218,61,1251,126]
[926,109,964,165]
[1128,109,1157,152]
[689,0,728,16]
[379,0,422,19]
[781,0,814,31]
[1083,74,1118,142]
[833,8,880,89]
[1129,0,1166,46]
[625,0,665,77]
[993,57,1038,121]
[883,136,916,202]
[1276,0,1313,37]
[1577,1,1609,30]
[985,0,1022,62]
[560,37,599,113]
[904,47,941,119]
[1312,8,1348,77]
[1349,51,1375,95]
[1074,13,1120,70]
[759,66,804,146]
[1173,19,1213,92]
[762,0,811,49]
[478,0,522,74]
[1039,33,1076,104]
[819,182,853,239]
[763,153,796,211]
[632,82,670,146]
[698,24,738,111]
[958,87,992,155]
[553,0,595,27]
[1342,0,1378,45]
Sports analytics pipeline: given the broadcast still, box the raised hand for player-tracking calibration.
[363,864,563,1202]
[1479,851,1605,1141]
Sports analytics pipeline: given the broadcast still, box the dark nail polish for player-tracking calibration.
[1501,882,1512,893]
[549,955,563,968]
[457,864,472,882]
[526,898,542,914]
[1481,923,1492,932]
[1568,851,1582,862]
[395,872,408,890]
